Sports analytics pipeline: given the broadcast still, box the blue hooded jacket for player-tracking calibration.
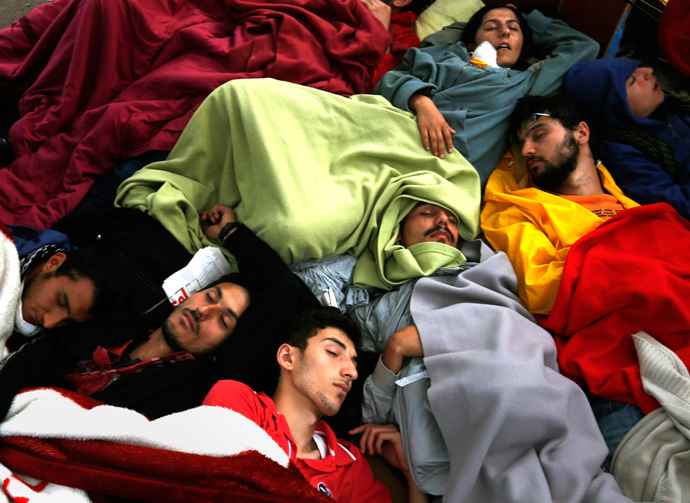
[565,59,690,220]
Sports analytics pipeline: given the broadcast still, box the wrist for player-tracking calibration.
[218,221,243,243]
[381,343,404,374]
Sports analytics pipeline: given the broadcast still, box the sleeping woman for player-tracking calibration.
[566,58,690,220]
[374,3,599,185]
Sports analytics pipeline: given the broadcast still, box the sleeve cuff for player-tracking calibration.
[370,355,400,395]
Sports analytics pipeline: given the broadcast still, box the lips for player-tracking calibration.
[496,43,511,50]
[527,158,542,172]
[183,311,195,333]
[431,229,452,243]
[334,382,349,395]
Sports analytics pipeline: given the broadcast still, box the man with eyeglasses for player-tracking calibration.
[481,94,639,315]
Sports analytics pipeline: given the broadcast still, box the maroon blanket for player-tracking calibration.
[0,0,389,229]
[542,203,690,414]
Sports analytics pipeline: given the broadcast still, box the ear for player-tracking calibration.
[390,0,413,7]
[575,121,590,145]
[276,343,297,372]
[42,252,67,273]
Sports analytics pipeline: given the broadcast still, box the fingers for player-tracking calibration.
[443,126,455,155]
[349,424,401,456]
[429,129,443,159]
[199,205,235,226]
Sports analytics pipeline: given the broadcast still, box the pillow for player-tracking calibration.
[415,0,485,41]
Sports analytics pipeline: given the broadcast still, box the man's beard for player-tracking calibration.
[161,316,185,353]
[531,132,579,192]
[161,308,213,358]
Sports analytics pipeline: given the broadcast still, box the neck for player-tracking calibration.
[553,154,604,197]
[272,380,321,459]
[128,327,174,361]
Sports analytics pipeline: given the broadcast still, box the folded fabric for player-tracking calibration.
[0,0,390,229]
[611,332,690,503]
[0,388,329,503]
[542,203,690,414]
[116,78,481,289]
[0,221,21,359]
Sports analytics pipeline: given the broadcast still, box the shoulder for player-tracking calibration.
[202,380,261,410]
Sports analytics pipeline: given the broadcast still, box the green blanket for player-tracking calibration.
[116,78,480,289]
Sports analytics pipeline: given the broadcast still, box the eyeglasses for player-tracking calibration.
[513,113,551,142]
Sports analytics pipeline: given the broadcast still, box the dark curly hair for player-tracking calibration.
[460,3,534,70]
[286,307,362,351]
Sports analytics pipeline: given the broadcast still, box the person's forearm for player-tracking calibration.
[405,471,429,503]
[408,92,430,113]
[381,325,423,373]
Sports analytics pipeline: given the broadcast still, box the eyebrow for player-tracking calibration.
[519,122,549,143]
[483,18,519,26]
[324,337,359,365]
[214,286,239,320]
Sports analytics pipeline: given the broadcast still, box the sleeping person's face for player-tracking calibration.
[398,203,459,248]
[473,8,523,69]
[626,67,665,119]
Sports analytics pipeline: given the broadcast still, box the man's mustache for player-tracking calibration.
[425,224,456,242]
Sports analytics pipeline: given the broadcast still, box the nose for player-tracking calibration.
[342,359,358,381]
[521,139,535,158]
[196,303,218,319]
[499,22,511,37]
[42,310,68,329]
[435,211,449,226]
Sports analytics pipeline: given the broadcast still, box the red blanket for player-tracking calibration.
[542,203,690,414]
[0,388,331,502]
[0,0,389,229]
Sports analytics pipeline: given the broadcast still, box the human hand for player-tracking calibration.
[409,93,455,158]
[349,423,410,473]
[381,325,423,374]
[198,205,237,241]
[359,0,392,30]
[350,422,429,503]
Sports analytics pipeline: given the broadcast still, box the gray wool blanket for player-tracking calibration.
[410,252,632,503]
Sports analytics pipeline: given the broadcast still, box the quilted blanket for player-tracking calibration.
[542,203,690,414]
[116,78,481,290]
[0,0,390,229]
[0,388,330,502]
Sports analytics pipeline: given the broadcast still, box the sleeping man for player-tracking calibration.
[0,222,123,356]
[352,232,632,502]
[0,206,320,421]
[203,307,399,503]
[482,94,690,473]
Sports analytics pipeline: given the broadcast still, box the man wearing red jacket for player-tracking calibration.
[204,308,409,503]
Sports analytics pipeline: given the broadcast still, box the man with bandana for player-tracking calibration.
[481,94,639,315]
[7,225,122,342]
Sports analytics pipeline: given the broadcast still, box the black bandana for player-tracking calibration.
[20,244,67,279]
